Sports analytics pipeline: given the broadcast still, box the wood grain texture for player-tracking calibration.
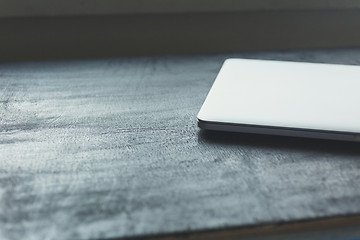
[1,49,360,240]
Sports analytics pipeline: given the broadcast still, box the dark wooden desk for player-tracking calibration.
[1,49,360,239]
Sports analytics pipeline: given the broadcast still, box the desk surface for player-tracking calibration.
[1,49,360,240]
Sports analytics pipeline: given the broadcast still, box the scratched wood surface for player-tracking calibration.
[1,49,360,240]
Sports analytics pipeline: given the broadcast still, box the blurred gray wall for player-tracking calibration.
[1,1,360,61]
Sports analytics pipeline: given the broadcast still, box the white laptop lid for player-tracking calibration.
[197,59,360,135]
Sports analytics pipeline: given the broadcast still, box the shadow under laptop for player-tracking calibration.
[198,130,360,156]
